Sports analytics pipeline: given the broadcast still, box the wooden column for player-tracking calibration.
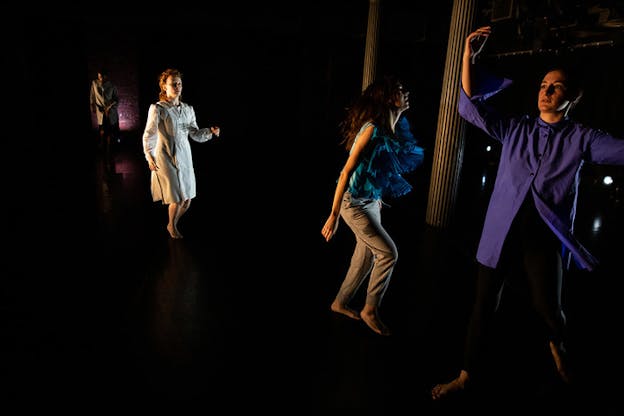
[362,0,381,91]
[426,0,478,227]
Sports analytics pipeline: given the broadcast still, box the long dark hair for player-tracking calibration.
[339,75,403,150]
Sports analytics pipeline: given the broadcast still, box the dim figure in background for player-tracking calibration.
[321,75,424,336]
[431,26,624,400]
[90,68,120,156]
[142,68,220,239]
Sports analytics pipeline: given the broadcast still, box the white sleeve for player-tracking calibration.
[142,104,159,160]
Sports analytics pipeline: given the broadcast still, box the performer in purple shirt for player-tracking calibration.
[432,26,624,400]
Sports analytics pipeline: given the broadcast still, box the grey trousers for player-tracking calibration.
[334,192,398,307]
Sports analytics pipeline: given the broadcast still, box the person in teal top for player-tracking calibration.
[321,75,424,336]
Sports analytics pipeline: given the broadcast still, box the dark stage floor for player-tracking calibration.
[5,135,623,414]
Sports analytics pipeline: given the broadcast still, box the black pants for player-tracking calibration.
[99,114,119,145]
[463,196,565,374]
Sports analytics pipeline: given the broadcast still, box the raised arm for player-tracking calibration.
[462,26,491,98]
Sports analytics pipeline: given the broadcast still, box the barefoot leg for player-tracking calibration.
[167,223,182,239]
[330,301,361,320]
[360,304,391,336]
[549,340,571,383]
[167,203,184,238]
[431,370,469,400]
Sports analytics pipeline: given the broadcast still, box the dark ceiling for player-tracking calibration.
[479,0,624,56]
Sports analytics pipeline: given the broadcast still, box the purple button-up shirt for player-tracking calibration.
[459,73,624,271]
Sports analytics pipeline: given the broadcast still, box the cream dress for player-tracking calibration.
[142,100,215,204]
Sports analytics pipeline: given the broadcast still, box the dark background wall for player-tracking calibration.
[10,1,624,247]
[11,1,453,240]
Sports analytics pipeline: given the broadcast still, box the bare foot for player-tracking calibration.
[330,302,361,320]
[360,310,391,336]
[549,341,571,383]
[167,224,183,239]
[431,370,469,400]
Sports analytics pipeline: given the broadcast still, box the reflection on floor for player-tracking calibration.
[5,137,623,414]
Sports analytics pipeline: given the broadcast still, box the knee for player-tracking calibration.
[378,248,398,266]
[390,246,399,262]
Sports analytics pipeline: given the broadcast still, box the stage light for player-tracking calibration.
[592,216,602,233]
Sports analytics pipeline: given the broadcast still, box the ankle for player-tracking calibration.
[457,370,470,387]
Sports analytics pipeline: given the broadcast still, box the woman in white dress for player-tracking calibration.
[142,68,220,239]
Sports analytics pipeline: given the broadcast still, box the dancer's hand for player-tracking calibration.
[467,26,492,63]
[147,157,158,171]
[321,215,339,242]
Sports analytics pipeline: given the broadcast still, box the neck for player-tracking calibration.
[539,111,564,124]
[389,109,402,133]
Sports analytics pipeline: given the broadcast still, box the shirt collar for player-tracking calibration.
[537,115,570,130]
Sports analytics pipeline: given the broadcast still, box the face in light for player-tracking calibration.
[165,76,183,99]
[537,69,570,115]
[394,84,410,111]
